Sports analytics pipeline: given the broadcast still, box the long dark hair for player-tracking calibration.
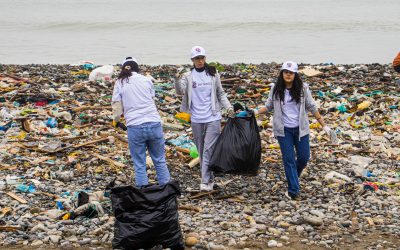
[191,63,216,77]
[272,71,303,103]
[118,58,139,83]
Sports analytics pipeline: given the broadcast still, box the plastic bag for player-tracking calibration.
[209,113,261,176]
[88,65,114,81]
[110,181,184,250]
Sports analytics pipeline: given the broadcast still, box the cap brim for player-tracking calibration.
[191,54,206,59]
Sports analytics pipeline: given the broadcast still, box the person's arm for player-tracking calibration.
[304,84,337,142]
[313,110,326,127]
[174,72,188,95]
[393,52,400,73]
[111,81,123,123]
[147,78,156,98]
[215,72,232,110]
[254,85,274,115]
[215,72,234,117]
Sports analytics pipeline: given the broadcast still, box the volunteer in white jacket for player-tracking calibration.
[175,46,234,191]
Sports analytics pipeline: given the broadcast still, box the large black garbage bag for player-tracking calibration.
[209,113,261,175]
[110,181,184,250]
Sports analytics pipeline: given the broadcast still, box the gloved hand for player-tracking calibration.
[323,125,338,143]
[112,120,127,131]
[174,67,186,78]
[227,107,235,118]
[323,125,331,134]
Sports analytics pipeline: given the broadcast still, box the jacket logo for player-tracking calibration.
[192,81,197,88]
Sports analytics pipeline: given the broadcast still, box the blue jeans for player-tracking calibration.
[127,122,171,187]
[277,127,310,195]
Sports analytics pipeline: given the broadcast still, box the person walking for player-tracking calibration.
[254,61,336,200]
[112,56,171,187]
[175,46,234,191]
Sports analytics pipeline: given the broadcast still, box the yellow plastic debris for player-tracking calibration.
[357,101,372,111]
[62,213,70,220]
[310,123,321,129]
[175,112,191,123]
[268,144,280,149]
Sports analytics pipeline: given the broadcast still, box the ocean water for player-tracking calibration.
[0,0,399,65]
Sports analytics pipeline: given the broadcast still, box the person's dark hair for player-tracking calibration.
[272,71,303,103]
[118,57,139,83]
[205,64,216,76]
[191,63,216,77]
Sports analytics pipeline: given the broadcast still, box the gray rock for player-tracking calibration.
[304,216,323,226]
[31,240,44,247]
[208,242,226,250]
[280,236,290,242]
[49,235,61,244]
[296,226,305,234]
[268,240,278,248]
[301,239,309,244]
[78,238,91,245]
[245,228,257,235]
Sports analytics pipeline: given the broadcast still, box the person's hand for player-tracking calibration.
[112,120,127,131]
[227,107,235,118]
[174,67,186,78]
[323,125,331,135]
[323,125,338,143]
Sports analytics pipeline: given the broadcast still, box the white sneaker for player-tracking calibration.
[200,183,213,192]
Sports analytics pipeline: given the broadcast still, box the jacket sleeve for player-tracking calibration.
[393,52,400,73]
[174,74,188,95]
[215,72,232,110]
[304,85,318,114]
[265,84,274,112]
[111,80,123,121]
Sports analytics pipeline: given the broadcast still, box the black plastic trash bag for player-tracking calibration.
[110,181,184,250]
[209,112,261,176]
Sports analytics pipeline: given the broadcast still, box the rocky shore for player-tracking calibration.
[0,62,399,249]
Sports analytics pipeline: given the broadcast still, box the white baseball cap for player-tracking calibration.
[190,46,206,59]
[122,56,138,65]
[281,61,298,73]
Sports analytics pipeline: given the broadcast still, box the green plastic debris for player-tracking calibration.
[190,146,198,159]
[337,104,347,113]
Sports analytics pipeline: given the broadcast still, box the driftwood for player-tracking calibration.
[6,192,27,204]
[72,105,111,113]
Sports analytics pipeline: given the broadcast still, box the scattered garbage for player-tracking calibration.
[0,62,399,248]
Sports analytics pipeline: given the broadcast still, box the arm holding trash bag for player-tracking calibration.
[111,80,127,130]
[253,84,275,116]
[253,84,337,142]
[215,72,235,117]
